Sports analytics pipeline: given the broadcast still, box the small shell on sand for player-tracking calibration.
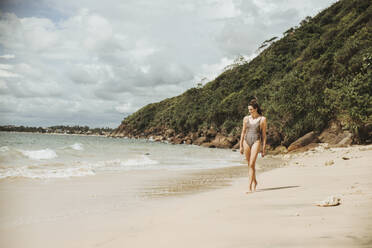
[315,195,341,207]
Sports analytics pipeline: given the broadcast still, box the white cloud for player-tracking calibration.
[115,102,133,114]
[0,69,20,78]
[0,54,15,59]
[0,0,336,127]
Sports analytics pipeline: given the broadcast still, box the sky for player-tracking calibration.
[0,0,336,128]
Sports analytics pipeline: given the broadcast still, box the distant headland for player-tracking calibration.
[0,125,114,136]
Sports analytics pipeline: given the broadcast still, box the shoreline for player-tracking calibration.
[0,130,109,137]
[0,144,371,247]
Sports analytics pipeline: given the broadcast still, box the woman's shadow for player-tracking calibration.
[255,185,299,192]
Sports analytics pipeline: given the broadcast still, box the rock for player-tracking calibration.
[145,153,150,155]
[193,136,208,145]
[358,123,372,143]
[185,139,192,145]
[153,135,164,142]
[164,128,175,137]
[288,131,318,152]
[175,133,185,139]
[189,132,199,141]
[342,157,350,160]
[271,145,287,155]
[315,195,341,207]
[201,142,216,148]
[289,142,320,153]
[232,142,240,149]
[206,128,217,138]
[211,134,232,148]
[173,137,184,144]
[324,160,334,166]
[319,121,354,146]
[227,136,238,145]
[318,121,343,144]
[336,132,353,147]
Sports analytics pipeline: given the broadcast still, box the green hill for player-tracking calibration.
[111,0,372,147]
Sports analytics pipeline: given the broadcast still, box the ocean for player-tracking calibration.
[0,131,247,180]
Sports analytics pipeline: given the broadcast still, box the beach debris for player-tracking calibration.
[145,152,150,155]
[315,195,341,207]
[342,157,350,160]
[324,160,334,166]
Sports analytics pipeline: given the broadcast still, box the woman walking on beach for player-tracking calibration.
[239,99,267,193]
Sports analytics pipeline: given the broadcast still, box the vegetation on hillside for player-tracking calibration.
[118,0,372,146]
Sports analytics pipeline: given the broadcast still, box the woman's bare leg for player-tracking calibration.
[243,140,251,192]
[249,141,260,192]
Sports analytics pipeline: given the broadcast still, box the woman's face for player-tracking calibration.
[248,105,257,115]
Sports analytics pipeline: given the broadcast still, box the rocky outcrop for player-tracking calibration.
[109,120,358,152]
[318,121,354,147]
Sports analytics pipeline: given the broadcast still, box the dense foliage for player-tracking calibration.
[119,0,372,146]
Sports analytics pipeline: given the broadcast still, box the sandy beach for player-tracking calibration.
[1,144,371,248]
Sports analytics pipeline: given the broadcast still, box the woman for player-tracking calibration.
[239,99,267,193]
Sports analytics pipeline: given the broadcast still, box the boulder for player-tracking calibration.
[335,132,353,147]
[232,142,240,149]
[206,128,217,138]
[319,124,354,147]
[201,142,216,148]
[173,137,184,144]
[165,128,175,137]
[287,131,318,152]
[193,136,208,145]
[227,136,238,146]
[318,121,346,144]
[271,145,287,155]
[189,132,199,141]
[153,135,164,142]
[211,134,232,148]
[288,142,319,153]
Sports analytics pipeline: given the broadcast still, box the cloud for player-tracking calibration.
[0,54,15,59]
[0,0,336,127]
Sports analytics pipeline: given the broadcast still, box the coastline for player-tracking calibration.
[0,131,109,137]
[0,144,371,247]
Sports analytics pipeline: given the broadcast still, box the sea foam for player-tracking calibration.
[91,156,160,171]
[20,148,58,160]
[0,146,9,152]
[70,143,84,151]
[0,166,95,179]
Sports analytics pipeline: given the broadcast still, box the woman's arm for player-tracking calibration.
[261,117,267,157]
[239,117,247,154]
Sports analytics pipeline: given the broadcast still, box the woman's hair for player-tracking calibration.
[248,99,262,115]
